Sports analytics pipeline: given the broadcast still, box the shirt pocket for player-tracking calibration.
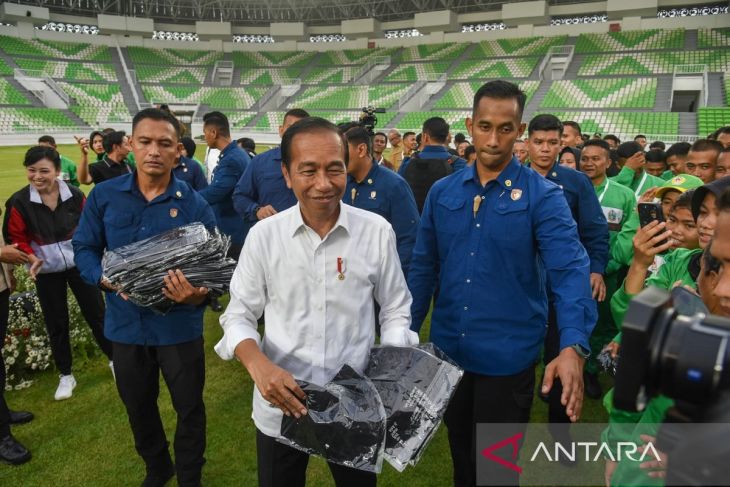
[103,212,138,247]
[435,196,466,235]
[490,199,530,243]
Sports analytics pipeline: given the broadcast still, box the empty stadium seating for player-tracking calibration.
[134,66,207,84]
[575,29,684,53]
[141,85,265,110]
[255,111,398,131]
[58,82,131,125]
[434,81,540,109]
[15,59,117,82]
[698,107,730,136]
[383,62,452,82]
[233,51,316,67]
[302,67,358,84]
[397,111,470,132]
[239,68,300,85]
[537,111,679,137]
[0,35,110,61]
[450,58,540,79]
[397,43,468,62]
[287,85,411,110]
[697,28,730,48]
[578,51,730,76]
[0,107,76,132]
[318,48,397,65]
[541,78,657,109]
[468,36,568,58]
[127,47,222,66]
[0,79,31,105]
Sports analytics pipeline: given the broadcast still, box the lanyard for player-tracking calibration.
[634,171,648,198]
[598,179,610,204]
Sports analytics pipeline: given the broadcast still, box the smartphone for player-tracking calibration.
[638,202,669,248]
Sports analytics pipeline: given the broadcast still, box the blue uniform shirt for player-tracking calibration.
[398,145,467,176]
[232,146,297,224]
[199,141,250,245]
[407,157,597,375]
[345,160,420,276]
[72,172,217,346]
[173,156,209,191]
[538,162,609,275]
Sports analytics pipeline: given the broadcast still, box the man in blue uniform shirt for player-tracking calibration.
[343,126,419,277]
[200,111,251,259]
[398,118,467,177]
[233,108,309,226]
[173,155,208,191]
[407,81,597,486]
[73,108,216,487]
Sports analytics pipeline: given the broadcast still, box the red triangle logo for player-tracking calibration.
[480,432,523,474]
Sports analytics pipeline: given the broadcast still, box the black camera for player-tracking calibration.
[615,286,730,485]
[358,106,385,135]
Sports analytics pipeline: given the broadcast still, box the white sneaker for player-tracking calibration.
[54,374,76,401]
[109,361,116,381]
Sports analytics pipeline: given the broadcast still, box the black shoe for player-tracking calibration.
[0,435,31,465]
[9,410,34,425]
[209,297,223,313]
[141,466,175,487]
[584,371,602,399]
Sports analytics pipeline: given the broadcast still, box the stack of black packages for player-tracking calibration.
[278,344,463,473]
[101,223,237,314]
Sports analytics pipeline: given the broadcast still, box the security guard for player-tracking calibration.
[343,126,419,277]
[73,108,215,487]
[579,139,636,398]
[525,114,608,421]
[408,81,596,487]
[173,156,208,191]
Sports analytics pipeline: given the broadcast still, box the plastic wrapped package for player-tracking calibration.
[101,223,237,314]
[365,344,464,471]
[279,364,387,473]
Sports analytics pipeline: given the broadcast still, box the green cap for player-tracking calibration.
[655,174,704,199]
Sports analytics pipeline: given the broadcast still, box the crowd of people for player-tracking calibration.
[1,80,730,487]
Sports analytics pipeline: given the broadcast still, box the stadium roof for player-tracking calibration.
[13,0,582,26]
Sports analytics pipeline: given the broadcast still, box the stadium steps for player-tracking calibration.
[685,29,698,51]
[679,112,698,136]
[245,112,268,129]
[563,54,584,78]
[61,108,90,129]
[387,112,408,129]
[4,77,45,108]
[444,43,478,79]
[706,73,726,107]
[523,79,551,121]
[653,76,674,111]
[110,48,141,115]
[0,50,20,72]
[420,80,456,111]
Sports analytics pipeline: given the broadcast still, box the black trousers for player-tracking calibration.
[256,429,376,487]
[443,365,535,487]
[35,267,112,375]
[0,290,10,437]
[113,338,206,487]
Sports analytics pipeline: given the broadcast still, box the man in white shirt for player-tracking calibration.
[215,117,417,487]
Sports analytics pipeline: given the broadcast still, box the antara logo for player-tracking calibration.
[481,432,524,474]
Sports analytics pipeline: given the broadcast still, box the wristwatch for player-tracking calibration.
[569,344,590,360]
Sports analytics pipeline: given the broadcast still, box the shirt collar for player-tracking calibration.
[420,145,449,156]
[462,156,522,189]
[29,179,73,204]
[289,201,350,239]
[348,160,378,185]
[220,141,239,158]
[103,153,126,167]
[122,172,189,202]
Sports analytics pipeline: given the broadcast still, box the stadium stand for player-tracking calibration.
[397,111,470,132]
[698,107,730,137]
[0,79,31,105]
[468,36,569,57]
[239,68,300,85]
[435,81,540,109]
[578,51,730,76]
[255,111,398,131]
[318,48,398,65]
[0,35,110,61]
[134,66,207,84]
[0,107,76,132]
[697,27,730,48]
[127,46,222,66]
[58,82,132,125]
[575,29,684,53]
[383,62,452,82]
[232,51,316,67]
[396,43,469,62]
[14,59,117,82]
[450,58,540,79]
[537,111,680,137]
[141,86,265,110]
[540,78,657,109]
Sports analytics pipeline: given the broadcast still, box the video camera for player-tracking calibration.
[358,106,386,135]
[615,286,730,485]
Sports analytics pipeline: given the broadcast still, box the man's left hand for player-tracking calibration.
[542,347,585,422]
[590,273,606,301]
[162,269,209,306]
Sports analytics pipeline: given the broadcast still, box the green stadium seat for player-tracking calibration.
[318,48,397,65]
[578,51,730,76]
[575,29,684,53]
[240,68,300,85]
[287,85,410,110]
[0,79,31,105]
[383,63,452,82]
[232,51,316,68]
[0,107,76,133]
[469,36,568,58]
[127,47,222,66]
[302,67,358,84]
[14,59,116,82]
[397,111,470,132]
[254,111,397,131]
[141,85,265,110]
[535,111,679,138]
[540,78,657,109]
[135,66,207,84]
[434,81,540,109]
[698,108,730,137]
[0,35,110,61]
[698,28,730,49]
[396,43,468,62]
[449,58,539,79]
[58,82,131,125]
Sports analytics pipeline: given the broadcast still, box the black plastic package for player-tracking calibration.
[279,364,387,473]
[365,344,464,471]
[101,223,237,314]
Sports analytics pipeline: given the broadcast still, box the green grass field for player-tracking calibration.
[0,144,609,486]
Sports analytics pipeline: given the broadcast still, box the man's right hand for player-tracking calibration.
[0,244,29,265]
[248,354,307,418]
[256,205,278,220]
[75,135,89,155]
[624,151,645,172]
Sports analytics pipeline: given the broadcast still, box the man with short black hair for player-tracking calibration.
[73,108,215,487]
[644,150,668,177]
[649,140,665,152]
[710,125,730,149]
[716,147,730,179]
[399,117,467,213]
[513,139,528,163]
[603,134,620,150]
[686,138,723,184]
[201,111,251,259]
[37,135,80,187]
[402,131,417,158]
[237,137,256,158]
[372,131,393,170]
[634,134,647,149]
[217,117,417,487]
[84,131,133,185]
[408,81,596,486]
[233,108,308,229]
[561,121,583,149]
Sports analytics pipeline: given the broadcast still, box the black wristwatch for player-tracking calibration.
[569,344,590,360]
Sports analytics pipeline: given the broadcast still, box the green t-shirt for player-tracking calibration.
[59,154,79,187]
[594,177,637,276]
[611,166,665,199]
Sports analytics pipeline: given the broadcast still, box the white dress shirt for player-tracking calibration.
[215,202,418,438]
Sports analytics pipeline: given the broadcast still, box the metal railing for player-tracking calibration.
[538,45,575,81]
[398,80,426,110]
[115,44,142,112]
[353,56,391,85]
[14,68,71,106]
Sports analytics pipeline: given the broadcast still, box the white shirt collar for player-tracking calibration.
[288,201,351,240]
[29,180,72,205]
